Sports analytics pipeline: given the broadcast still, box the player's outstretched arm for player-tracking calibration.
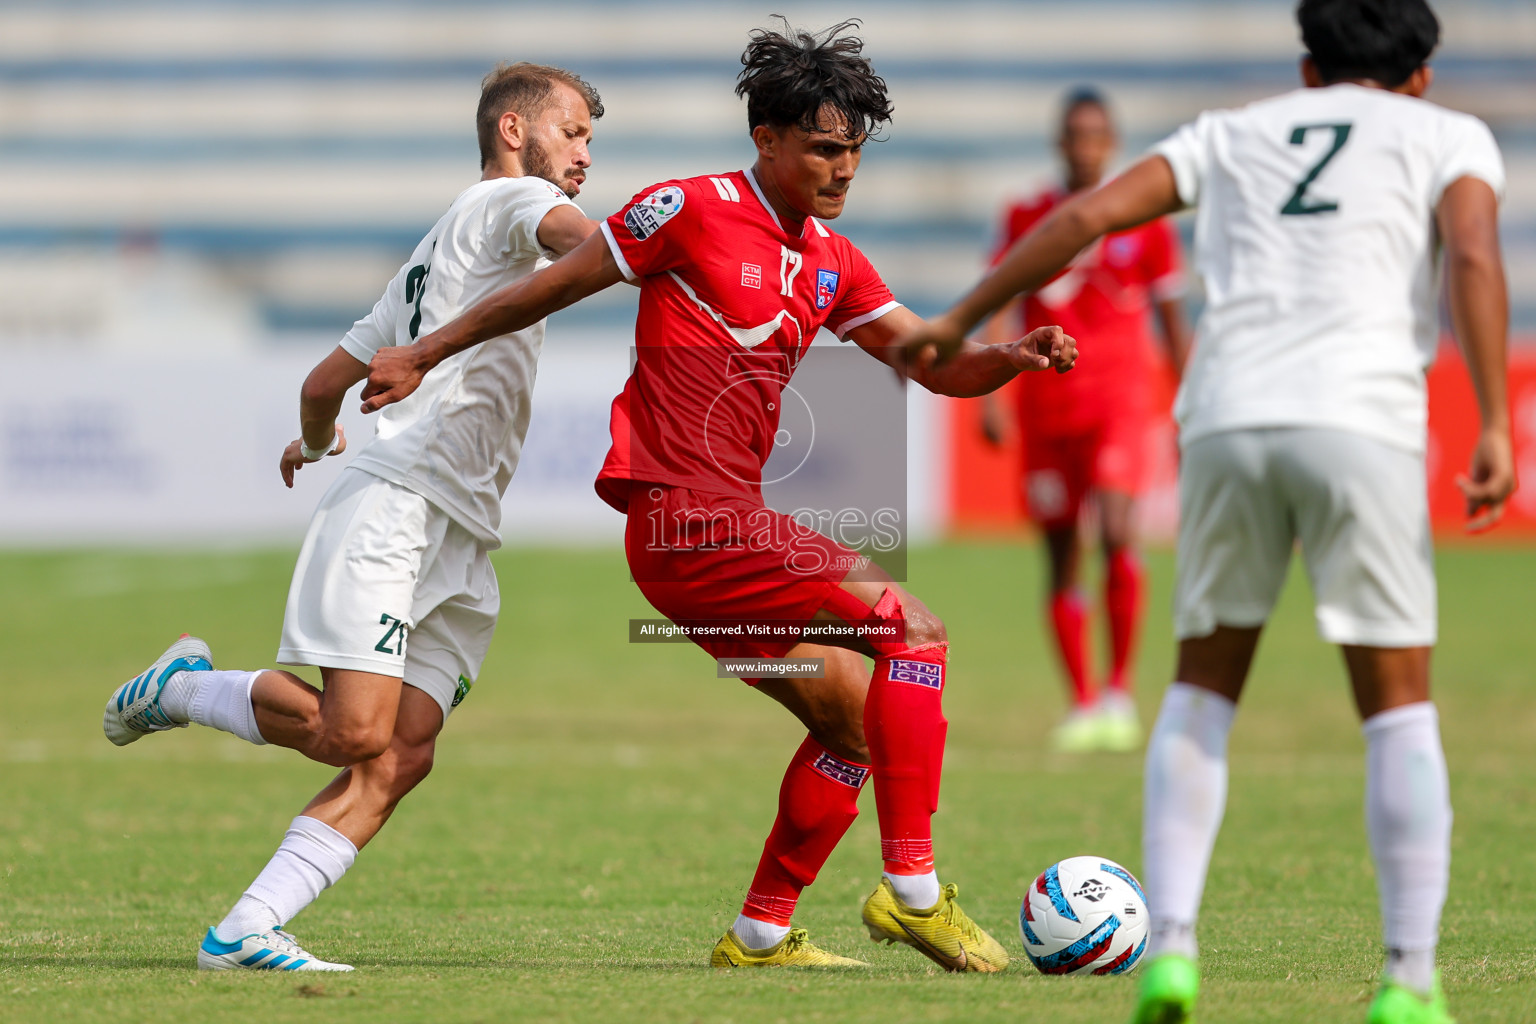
[1439,175,1516,531]
[361,228,623,413]
[280,346,368,487]
[896,156,1184,369]
[848,305,1077,398]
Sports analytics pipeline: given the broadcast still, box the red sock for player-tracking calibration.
[1104,549,1145,693]
[865,643,948,876]
[1049,589,1095,707]
[741,736,869,926]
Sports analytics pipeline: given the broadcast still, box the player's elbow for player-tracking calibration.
[299,370,346,411]
[1443,244,1503,283]
[1059,200,1113,243]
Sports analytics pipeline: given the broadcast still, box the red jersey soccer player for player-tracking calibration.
[981,88,1190,754]
[364,21,1076,971]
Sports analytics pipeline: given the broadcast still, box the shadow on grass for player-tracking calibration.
[1,953,713,973]
[4,954,196,970]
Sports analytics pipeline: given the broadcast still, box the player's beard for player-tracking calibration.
[523,134,580,198]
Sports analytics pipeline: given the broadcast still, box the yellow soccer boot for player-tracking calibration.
[710,927,869,968]
[861,878,1011,973]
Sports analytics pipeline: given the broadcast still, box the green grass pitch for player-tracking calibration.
[2,541,1533,1022]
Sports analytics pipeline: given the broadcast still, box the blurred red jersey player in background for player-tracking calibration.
[981,87,1190,753]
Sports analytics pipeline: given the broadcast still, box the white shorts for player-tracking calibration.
[1174,427,1436,647]
[277,468,499,720]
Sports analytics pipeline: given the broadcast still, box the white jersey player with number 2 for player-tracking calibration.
[903,2,1513,1021]
[99,63,604,973]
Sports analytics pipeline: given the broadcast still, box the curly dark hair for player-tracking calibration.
[735,17,894,139]
[1297,0,1439,87]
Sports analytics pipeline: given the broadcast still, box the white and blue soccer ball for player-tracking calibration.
[1020,856,1148,976]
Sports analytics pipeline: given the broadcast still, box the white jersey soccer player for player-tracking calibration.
[902,2,1513,1021]
[100,63,603,972]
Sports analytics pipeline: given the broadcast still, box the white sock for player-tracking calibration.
[884,870,941,910]
[732,914,791,950]
[166,670,267,745]
[214,816,357,943]
[1142,682,1236,960]
[1364,702,1450,997]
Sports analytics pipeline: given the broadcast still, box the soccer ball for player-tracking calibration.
[1020,856,1148,975]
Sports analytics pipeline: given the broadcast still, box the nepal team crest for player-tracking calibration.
[815,268,839,309]
[625,185,685,240]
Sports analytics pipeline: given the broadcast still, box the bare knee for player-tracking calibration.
[1175,627,1261,703]
[347,737,436,816]
[318,721,394,766]
[902,603,947,649]
[391,739,435,792]
[1098,493,1136,553]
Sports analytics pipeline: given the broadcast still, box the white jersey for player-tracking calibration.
[339,175,580,547]
[1152,84,1505,453]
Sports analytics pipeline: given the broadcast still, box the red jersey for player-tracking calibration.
[994,186,1184,435]
[595,169,899,512]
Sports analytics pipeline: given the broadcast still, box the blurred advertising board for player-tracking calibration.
[0,347,629,546]
[947,342,1536,540]
[0,339,943,547]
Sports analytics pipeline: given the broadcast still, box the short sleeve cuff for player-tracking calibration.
[1431,118,1506,207]
[339,332,380,364]
[599,220,638,282]
[519,196,580,260]
[834,300,902,340]
[1432,167,1506,208]
[1150,271,1187,302]
[1150,146,1199,208]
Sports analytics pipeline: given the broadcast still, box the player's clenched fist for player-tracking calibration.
[1457,427,1517,533]
[1008,325,1077,374]
[279,425,347,489]
[894,313,967,372]
[361,344,430,413]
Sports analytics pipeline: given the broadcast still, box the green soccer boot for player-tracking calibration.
[1131,952,1199,1024]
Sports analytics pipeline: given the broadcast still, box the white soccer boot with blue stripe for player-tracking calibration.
[197,926,354,972]
[102,634,211,746]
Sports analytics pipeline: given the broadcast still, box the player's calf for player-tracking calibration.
[824,585,951,908]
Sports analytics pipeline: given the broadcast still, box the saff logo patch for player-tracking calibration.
[815,268,839,309]
[1107,235,1139,266]
[889,659,943,689]
[624,185,685,241]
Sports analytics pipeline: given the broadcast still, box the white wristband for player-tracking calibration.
[300,435,337,461]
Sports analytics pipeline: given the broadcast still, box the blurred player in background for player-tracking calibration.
[900,0,1512,1020]
[980,87,1189,753]
[101,63,602,972]
[364,20,1076,972]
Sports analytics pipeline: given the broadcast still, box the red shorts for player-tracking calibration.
[1022,408,1151,528]
[624,484,860,660]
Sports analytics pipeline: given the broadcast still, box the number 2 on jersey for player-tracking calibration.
[1280,123,1352,216]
